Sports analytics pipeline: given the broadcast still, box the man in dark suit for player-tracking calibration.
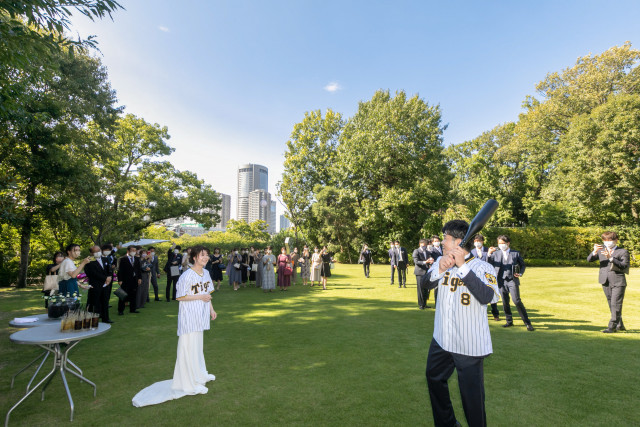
[117,245,142,315]
[391,240,408,288]
[488,235,534,331]
[85,245,113,323]
[360,244,373,278]
[430,235,443,258]
[473,234,500,321]
[164,243,182,301]
[587,231,629,333]
[388,241,395,285]
[147,246,161,301]
[413,239,434,309]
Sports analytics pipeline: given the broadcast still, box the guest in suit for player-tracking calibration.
[117,245,142,315]
[473,234,500,321]
[430,235,443,258]
[138,249,151,309]
[164,244,183,301]
[147,246,161,301]
[85,245,113,323]
[391,240,408,288]
[388,241,396,285]
[587,231,630,333]
[413,239,434,309]
[488,235,534,331]
[360,244,373,278]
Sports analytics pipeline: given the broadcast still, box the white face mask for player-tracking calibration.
[474,242,483,249]
[498,243,508,251]
[174,249,179,254]
[603,241,615,249]
[129,251,137,257]
[150,252,155,257]
[433,241,440,247]
[235,251,239,255]
[93,251,102,258]
[102,251,111,257]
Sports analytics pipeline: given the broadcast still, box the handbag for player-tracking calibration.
[219,263,226,270]
[233,263,241,269]
[330,262,335,270]
[284,263,292,276]
[170,266,180,277]
[43,275,59,292]
[114,287,128,300]
[252,263,258,271]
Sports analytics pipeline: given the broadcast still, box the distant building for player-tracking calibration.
[269,200,277,234]
[216,193,231,230]
[280,214,291,231]
[237,164,268,223]
[248,190,271,224]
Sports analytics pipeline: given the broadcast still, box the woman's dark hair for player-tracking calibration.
[189,245,210,264]
[441,220,474,251]
[52,251,65,263]
[213,247,220,253]
[280,247,286,252]
[497,235,511,243]
[65,243,80,255]
[175,245,182,251]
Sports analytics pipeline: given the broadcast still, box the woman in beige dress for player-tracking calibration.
[310,246,322,286]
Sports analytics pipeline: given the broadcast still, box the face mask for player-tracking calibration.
[474,242,483,249]
[150,252,155,257]
[498,243,508,251]
[433,241,440,247]
[93,252,102,258]
[174,249,179,254]
[102,251,111,257]
[235,251,239,254]
[603,241,615,249]
[314,249,318,253]
[129,252,137,257]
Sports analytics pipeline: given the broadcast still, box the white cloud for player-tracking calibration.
[158,26,170,32]
[324,81,341,92]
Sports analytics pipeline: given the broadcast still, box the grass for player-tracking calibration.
[1,265,639,426]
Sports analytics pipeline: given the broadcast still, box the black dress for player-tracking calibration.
[320,254,332,278]
[208,255,223,281]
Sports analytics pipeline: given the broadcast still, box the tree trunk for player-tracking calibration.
[16,215,33,289]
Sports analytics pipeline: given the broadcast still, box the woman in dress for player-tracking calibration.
[254,248,263,288]
[310,246,322,286]
[227,248,243,291]
[248,246,256,285]
[320,246,333,290]
[58,243,91,296]
[277,247,291,291]
[299,247,311,286]
[138,250,151,309]
[261,246,276,292]
[208,247,224,290]
[43,251,64,307]
[132,245,217,407]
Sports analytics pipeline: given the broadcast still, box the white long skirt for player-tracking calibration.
[132,331,215,407]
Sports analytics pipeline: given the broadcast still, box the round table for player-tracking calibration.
[5,323,111,426]
[9,313,61,328]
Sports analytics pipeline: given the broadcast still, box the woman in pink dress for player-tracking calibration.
[276,247,291,291]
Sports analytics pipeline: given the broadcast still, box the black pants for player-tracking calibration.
[603,283,625,329]
[88,286,111,322]
[500,282,530,325]
[426,339,487,427]
[489,303,499,318]
[118,282,137,313]
[363,262,370,277]
[166,274,179,300]
[416,274,430,307]
[150,273,159,299]
[390,264,395,283]
[396,263,407,286]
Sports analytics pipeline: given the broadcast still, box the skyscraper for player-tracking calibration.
[280,214,291,231]
[237,164,268,222]
[217,193,231,230]
[248,190,271,224]
[269,200,277,234]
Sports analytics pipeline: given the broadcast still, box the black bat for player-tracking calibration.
[460,199,499,248]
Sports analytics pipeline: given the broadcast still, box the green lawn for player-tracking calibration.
[1,265,639,426]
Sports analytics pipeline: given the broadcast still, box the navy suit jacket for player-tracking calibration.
[587,247,629,287]
[391,247,408,267]
[488,249,525,287]
[471,246,489,262]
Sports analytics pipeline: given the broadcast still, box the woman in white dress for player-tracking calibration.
[310,246,322,286]
[261,246,276,292]
[132,245,217,407]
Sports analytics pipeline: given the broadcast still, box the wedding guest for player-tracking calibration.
[164,244,183,302]
[208,248,224,291]
[277,247,292,291]
[254,248,264,288]
[138,250,151,309]
[58,243,91,296]
[299,247,311,286]
[291,247,300,284]
[43,251,64,307]
[248,246,256,285]
[262,246,276,293]
[320,246,333,290]
[310,246,322,286]
[148,246,161,302]
[228,248,243,291]
[84,245,113,323]
[117,245,142,315]
[240,248,249,286]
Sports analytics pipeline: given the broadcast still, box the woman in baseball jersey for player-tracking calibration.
[132,245,217,407]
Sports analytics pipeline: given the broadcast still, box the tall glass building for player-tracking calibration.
[236,164,268,223]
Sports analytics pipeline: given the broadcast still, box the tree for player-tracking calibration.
[225,219,270,242]
[0,50,119,288]
[277,109,343,238]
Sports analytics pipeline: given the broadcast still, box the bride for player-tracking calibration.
[133,245,217,407]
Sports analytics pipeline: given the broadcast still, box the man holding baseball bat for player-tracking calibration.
[587,231,629,333]
[424,220,500,427]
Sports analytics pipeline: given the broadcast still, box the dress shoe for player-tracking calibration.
[419,306,425,310]
[617,326,626,332]
[155,298,161,301]
[601,328,616,333]
[502,322,514,328]
[403,285,406,288]
[493,316,500,321]
[526,324,535,332]
[398,285,402,288]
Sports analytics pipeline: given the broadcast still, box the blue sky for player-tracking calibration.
[70,0,640,221]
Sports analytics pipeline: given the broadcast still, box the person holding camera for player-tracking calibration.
[587,231,629,333]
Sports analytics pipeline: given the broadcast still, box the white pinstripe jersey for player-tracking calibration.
[176,268,213,337]
[428,255,500,357]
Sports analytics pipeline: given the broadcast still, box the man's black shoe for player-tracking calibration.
[602,328,616,333]
[526,324,535,331]
[419,306,425,310]
[502,322,514,328]
[617,326,626,331]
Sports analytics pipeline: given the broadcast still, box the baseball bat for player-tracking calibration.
[459,199,499,248]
